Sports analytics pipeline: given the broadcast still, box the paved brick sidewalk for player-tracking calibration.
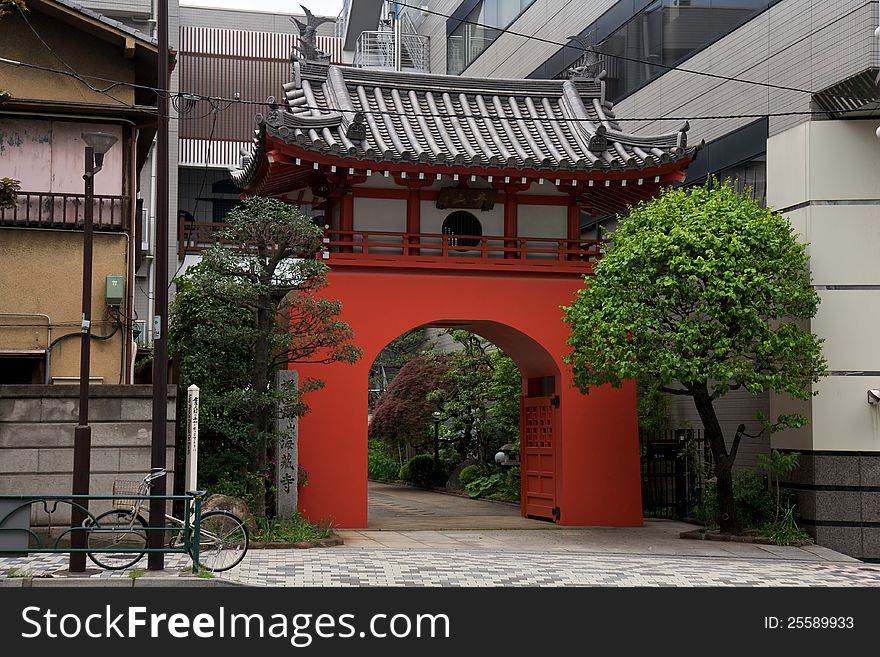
[4,522,878,587]
[4,546,877,587]
[2,486,872,587]
[223,548,880,587]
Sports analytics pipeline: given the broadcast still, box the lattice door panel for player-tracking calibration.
[522,396,557,521]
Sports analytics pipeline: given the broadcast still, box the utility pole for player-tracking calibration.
[69,145,95,573]
[148,0,170,571]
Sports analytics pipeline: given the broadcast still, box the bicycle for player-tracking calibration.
[84,468,249,572]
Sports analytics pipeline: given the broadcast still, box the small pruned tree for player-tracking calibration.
[170,196,361,516]
[563,179,826,534]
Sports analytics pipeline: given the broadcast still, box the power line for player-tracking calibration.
[3,0,875,126]
[0,55,857,126]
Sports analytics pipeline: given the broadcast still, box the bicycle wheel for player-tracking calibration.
[191,510,249,572]
[86,510,148,570]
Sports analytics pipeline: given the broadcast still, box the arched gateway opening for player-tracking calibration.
[292,267,643,528]
[227,42,699,529]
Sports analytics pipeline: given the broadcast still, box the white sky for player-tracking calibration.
[180,0,345,17]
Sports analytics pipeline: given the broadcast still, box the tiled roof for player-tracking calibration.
[233,60,700,189]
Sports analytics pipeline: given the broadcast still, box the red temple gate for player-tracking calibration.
[224,39,700,528]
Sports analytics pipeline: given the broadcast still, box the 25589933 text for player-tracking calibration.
[764,617,854,629]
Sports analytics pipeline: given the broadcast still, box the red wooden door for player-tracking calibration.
[522,396,557,521]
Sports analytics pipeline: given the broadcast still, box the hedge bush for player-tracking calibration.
[399,454,436,488]
[368,440,401,481]
[458,463,494,487]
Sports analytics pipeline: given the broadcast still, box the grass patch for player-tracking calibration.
[196,568,215,579]
[5,567,32,578]
[128,569,145,579]
[253,514,332,543]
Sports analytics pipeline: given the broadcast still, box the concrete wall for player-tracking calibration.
[768,119,880,560]
[0,118,124,196]
[76,0,153,24]
[0,384,176,525]
[0,229,130,384]
[179,6,337,35]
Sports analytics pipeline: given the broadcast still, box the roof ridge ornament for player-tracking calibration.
[588,124,607,154]
[290,4,334,63]
[565,33,606,81]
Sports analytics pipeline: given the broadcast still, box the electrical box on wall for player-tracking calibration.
[105,274,124,307]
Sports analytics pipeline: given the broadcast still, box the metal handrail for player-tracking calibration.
[354,30,430,71]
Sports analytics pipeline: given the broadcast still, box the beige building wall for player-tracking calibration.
[0,228,129,384]
[768,120,880,453]
[0,10,138,108]
[768,119,880,559]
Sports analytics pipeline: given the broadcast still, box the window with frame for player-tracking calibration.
[442,211,482,248]
[447,0,535,75]
[542,1,771,103]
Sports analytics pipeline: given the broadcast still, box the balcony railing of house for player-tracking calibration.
[0,191,129,231]
[335,0,350,39]
[180,220,602,274]
[353,30,430,72]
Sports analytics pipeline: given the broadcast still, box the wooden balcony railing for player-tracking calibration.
[323,230,602,273]
[179,221,603,274]
[0,191,129,231]
[178,219,237,259]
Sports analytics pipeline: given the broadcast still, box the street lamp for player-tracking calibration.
[69,131,117,572]
[431,411,442,472]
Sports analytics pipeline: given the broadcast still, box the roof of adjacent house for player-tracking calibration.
[44,0,157,46]
[233,59,701,190]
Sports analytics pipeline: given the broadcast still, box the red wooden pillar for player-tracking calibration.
[394,175,432,256]
[504,191,518,259]
[407,187,421,256]
[340,189,354,254]
[567,203,580,261]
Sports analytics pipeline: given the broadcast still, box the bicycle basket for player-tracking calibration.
[112,479,143,509]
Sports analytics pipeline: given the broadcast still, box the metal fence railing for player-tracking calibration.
[640,428,713,520]
[0,492,204,573]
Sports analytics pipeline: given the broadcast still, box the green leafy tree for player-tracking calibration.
[563,180,826,534]
[170,196,361,516]
[434,331,520,463]
[0,177,20,209]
